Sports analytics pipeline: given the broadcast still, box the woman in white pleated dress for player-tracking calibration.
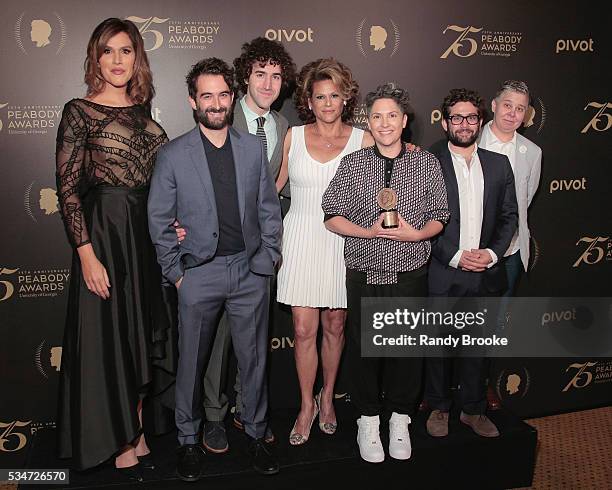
[275,58,374,445]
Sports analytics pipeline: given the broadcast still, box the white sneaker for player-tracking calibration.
[356,415,385,463]
[389,412,412,460]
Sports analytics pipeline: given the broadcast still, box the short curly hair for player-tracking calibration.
[233,37,296,94]
[365,82,410,114]
[295,58,359,123]
[186,57,235,99]
[441,88,485,120]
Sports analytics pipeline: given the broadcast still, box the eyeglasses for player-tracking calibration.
[447,114,480,125]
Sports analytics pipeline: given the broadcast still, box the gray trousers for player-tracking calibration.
[202,313,243,421]
[176,251,269,444]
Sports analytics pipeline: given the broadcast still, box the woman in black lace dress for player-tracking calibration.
[55,18,172,478]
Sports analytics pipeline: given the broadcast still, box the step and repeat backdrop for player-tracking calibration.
[1,0,610,466]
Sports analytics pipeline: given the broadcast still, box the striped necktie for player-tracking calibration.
[255,116,268,156]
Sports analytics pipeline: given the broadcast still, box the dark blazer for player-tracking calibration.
[429,145,518,294]
[147,126,282,285]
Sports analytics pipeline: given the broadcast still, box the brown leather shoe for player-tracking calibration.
[460,412,500,438]
[426,410,449,437]
[487,386,502,411]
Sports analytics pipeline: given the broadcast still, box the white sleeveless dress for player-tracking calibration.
[277,125,364,308]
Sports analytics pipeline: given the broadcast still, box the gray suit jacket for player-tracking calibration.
[148,126,282,285]
[232,102,290,197]
[478,123,542,271]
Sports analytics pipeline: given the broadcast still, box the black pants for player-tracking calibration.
[425,278,499,415]
[345,267,426,416]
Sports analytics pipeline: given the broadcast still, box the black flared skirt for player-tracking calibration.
[57,186,176,470]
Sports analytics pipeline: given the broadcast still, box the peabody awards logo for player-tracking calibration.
[0,420,32,452]
[24,181,59,223]
[15,11,66,55]
[562,360,612,392]
[1,103,61,136]
[495,367,531,400]
[356,18,400,57]
[35,340,62,379]
[581,102,612,134]
[127,15,220,51]
[350,102,368,130]
[440,24,522,59]
[529,236,540,272]
[573,236,611,267]
[523,96,547,135]
[0,267,19,301]
[0,266,70,300]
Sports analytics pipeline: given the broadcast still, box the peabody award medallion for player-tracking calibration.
[377,188,399,228]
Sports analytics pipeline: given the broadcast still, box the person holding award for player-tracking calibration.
[322,82,449,463]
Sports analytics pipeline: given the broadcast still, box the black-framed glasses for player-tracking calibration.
[447,114,480,125]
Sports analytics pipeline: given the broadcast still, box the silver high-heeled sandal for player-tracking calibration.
[289,399,319,445]
[315,388,338,435]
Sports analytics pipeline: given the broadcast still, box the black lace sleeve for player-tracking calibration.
[56,100,90,248]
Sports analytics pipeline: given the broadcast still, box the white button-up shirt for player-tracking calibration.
[239,95,277,162]
[448,142,498,269]
[480,121,519,257]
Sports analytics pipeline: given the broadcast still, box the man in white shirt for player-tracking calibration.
[479,80,542,301]
[200,38,295,453]
[478,80,542,410]
[426,88,518,439]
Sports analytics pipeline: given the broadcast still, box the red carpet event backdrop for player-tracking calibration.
[0,0,610,465]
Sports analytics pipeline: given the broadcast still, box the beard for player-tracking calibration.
[196,106,231,130]
[446,126,479,148]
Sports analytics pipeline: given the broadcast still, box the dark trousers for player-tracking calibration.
[176,251,269,444]
[425,275,499,415]
[345,267,426,417]
[497,251,523,329]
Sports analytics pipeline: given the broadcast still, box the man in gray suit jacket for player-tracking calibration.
[478,80,542,409]
[200,38,294,452]
[148,58,282,480]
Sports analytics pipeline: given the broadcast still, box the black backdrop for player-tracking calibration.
[1,0,611,467]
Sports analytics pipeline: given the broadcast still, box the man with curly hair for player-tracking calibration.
[424,88,518,439]
[200,37,295,455]
[148,57,281,480]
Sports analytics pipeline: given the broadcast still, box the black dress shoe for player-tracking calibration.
[249,438,279,475]
[177,444,205,482]
[115,462,144,482]
[137,452,156,470]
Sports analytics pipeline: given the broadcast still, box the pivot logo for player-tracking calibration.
[581,102,612,133]
[265,27,313,43]
[572,236,611,267]
[555,38,594,53]
[270,336,295,350]
[549,178,587,194]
